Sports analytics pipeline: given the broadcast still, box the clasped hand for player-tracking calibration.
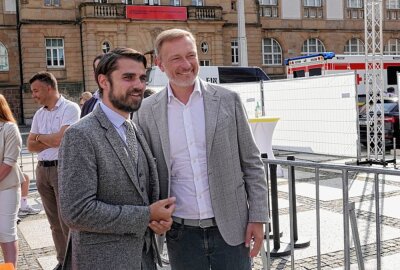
[148,197,176,235]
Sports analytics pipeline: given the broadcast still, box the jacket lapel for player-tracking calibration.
[152,90,171,177]
[94,106,146,201]
[201,81,220,160]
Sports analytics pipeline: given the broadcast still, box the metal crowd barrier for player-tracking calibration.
[19,147,38,183]
[260,158,400,270]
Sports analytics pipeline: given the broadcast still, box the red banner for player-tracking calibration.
[126,6,187,21]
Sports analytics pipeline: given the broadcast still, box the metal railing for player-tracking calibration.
[260,157,400,270]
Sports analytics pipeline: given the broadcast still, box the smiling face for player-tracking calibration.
[30,80,52,107]
[98,57,146,117]
[156,36,199,92]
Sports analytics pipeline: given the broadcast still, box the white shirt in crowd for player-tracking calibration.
[167,79,214,220]
[30,95,80,161]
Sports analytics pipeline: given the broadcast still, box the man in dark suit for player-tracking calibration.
[135,29,268,270]
[80,54,103,118]
[59,47,176,270]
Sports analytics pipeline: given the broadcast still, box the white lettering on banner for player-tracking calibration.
[206,77,218,83]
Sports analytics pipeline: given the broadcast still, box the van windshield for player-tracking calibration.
[218,67,270,83]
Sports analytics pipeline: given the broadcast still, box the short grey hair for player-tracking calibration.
[154,28,196,57]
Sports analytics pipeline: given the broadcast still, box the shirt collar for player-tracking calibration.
[44,95,64,111]
[99,102,127,129]
[167,78,202,103]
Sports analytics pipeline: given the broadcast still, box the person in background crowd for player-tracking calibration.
[58,47,175,270]
[135,28,269,270]
[144,88,156,98]
[0,94,25,268]
[80,54,103,118]
[27,72,80,270]
[18,173,41,217]
[79,92,93,108]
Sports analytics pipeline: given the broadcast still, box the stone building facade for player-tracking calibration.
[0,0,399,123]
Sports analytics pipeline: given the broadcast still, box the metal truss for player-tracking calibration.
[364,0,385,162]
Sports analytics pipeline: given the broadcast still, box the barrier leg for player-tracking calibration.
[349,202,365,270]
[262,153,282,240]
[269,163,291,257]
[287,156,310,249]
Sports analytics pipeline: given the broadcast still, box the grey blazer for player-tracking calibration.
[59,106,160,270]
[134,79,268,246]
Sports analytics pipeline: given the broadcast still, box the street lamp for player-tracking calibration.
[237,0,248,66]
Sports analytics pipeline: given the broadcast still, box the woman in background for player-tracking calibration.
[0,94,24,268]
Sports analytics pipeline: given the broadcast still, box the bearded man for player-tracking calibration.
[58,47,176,270]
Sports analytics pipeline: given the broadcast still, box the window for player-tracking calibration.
[386,1,400,19]
[231,40,239,65]
[200,42,209,54]
[262,38,282,65]
[46,38,64,67]
[259,0,278,17]
[94,0,108,2]
[387,0,400,9]
[44,0,60,6]
[170,0,181,6]
[199,60,211,66]
[124,0,134,4]
[4,0,16,12]
[192,0,203,6]
[384,39,400,55]
[303,0,321,7]
[0,43,9,71]
[102,41,111,53]
[309,68,322,76]
[303,0,323,18]
[144,0,160,4]
[260,0,277,4]
[344,38,365,55]
[231,0,236,10]
[348,0,363,8]
[301,38,326,55]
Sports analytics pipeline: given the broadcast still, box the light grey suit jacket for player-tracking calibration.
[59,106,160,270]
[134,79,268,246]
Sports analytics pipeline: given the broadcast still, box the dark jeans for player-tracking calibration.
[166,222,251,270]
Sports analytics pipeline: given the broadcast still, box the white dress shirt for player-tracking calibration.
[31,95,80,161]
[99,102,129,143]
[167,79,214,219]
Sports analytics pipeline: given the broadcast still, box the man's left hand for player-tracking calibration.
[149,218,173,235]
[245,222,264,257]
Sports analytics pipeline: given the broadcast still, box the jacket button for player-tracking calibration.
[141,187,144,192]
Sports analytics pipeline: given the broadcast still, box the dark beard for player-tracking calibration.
[108,86,143,113]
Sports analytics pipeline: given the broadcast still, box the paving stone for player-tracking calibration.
[355,195,400,219]
[331,253,400,270]
[37,256,58,270]
[272,209,400,261]
[18,219,55,249]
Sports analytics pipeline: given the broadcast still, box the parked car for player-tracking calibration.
[359,97,400,149]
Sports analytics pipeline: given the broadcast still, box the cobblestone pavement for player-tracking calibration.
[1,150,400,269]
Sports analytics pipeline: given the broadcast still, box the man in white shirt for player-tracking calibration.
[135,29,269,270]
[27,71,80,270]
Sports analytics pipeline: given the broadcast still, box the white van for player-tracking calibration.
[146,66,270,88]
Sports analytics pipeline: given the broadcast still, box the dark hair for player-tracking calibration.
[29,71,58,90]
[144,88,156,98]
[93,54,103,72]
[95,47,147,97]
